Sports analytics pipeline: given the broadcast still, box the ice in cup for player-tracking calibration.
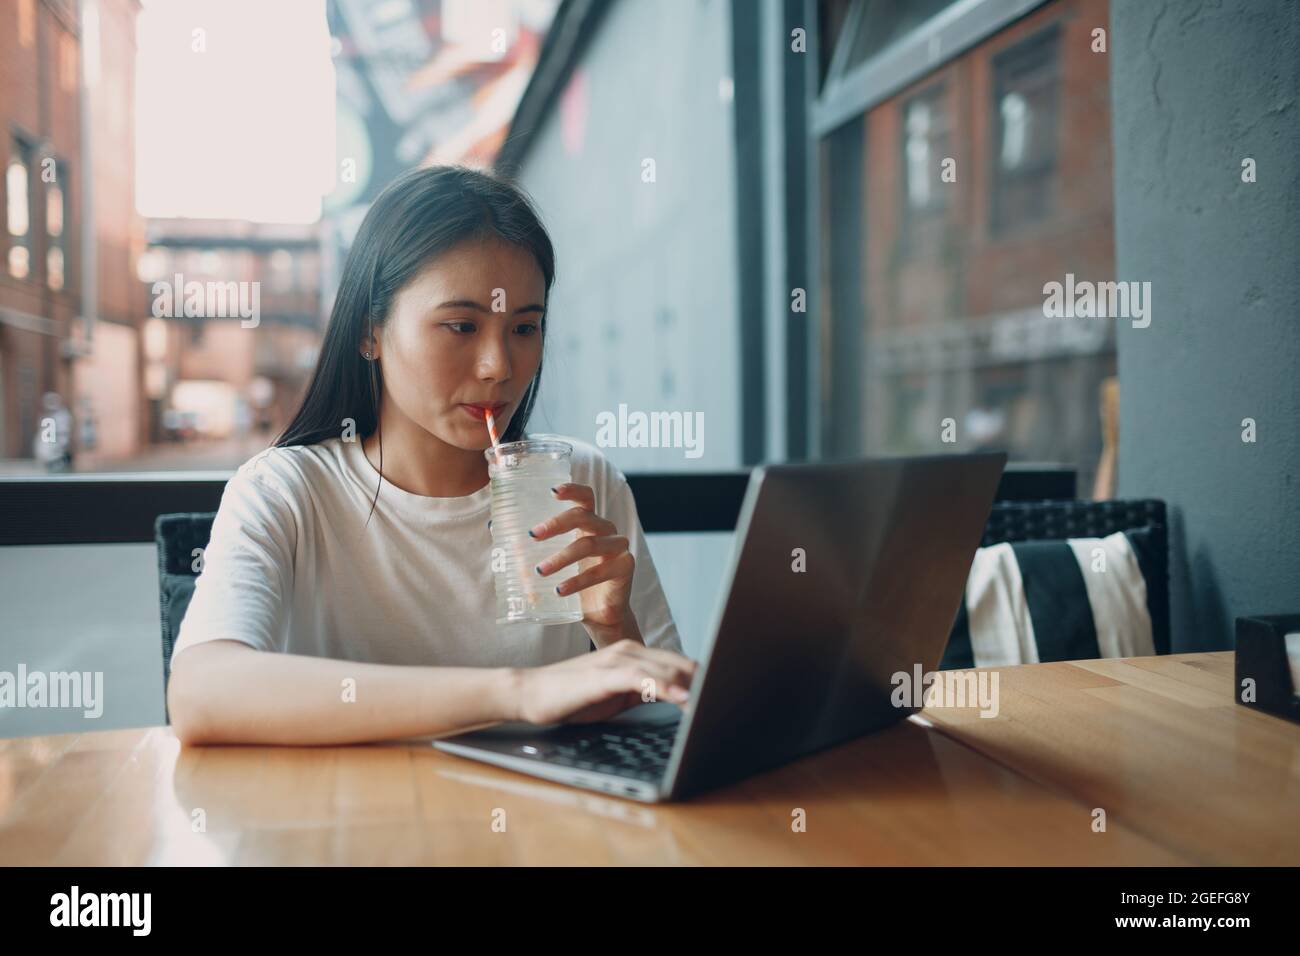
[485,438,585,626]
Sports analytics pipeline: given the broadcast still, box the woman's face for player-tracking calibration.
[366,236,546,451]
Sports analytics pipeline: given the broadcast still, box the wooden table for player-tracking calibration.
[0,651,1295,865]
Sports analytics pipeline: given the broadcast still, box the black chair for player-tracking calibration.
[940,498,1170,667]
[155,512,218,721]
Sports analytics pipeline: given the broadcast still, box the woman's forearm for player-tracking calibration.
[168,640,522,746]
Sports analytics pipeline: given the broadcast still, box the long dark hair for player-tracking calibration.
[275,165,556,520]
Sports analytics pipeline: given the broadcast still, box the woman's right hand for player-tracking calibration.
[512,640,697,725]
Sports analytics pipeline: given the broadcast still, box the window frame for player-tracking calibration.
[812,0,1051,138]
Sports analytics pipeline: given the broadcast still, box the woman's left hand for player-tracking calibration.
[530,482,640,647]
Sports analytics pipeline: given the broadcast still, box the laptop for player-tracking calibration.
[432,451,1007,802]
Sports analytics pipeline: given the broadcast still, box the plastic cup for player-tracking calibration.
[485,438,585,626]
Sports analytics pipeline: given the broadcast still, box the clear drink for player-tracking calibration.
[485,438,585,626]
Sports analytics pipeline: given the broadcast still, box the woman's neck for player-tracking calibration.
[361,413,489,499]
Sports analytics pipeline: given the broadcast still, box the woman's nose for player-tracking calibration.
[475,334,513,382]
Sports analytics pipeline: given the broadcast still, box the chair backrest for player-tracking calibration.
[982,498,1169,655]
[950,498,1170,663]
[155,512,216,721]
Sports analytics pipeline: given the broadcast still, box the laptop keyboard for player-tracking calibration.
[526,723,679,781]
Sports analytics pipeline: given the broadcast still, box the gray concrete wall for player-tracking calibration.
[1111,0,1300,650]
[512,0,742,646]
[513,0,740,470]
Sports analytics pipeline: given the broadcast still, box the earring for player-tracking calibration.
[363,351,373,360]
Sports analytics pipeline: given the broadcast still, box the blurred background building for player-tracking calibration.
[1,0,558,472]
[0,0,1118,486]
[1,0,147,465]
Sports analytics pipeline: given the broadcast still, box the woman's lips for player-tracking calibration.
[460,403,507,421]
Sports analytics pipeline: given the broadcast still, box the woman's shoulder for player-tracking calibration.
[231,437,350,504]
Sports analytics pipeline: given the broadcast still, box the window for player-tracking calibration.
[991,26,1061,232]
[18,0,35,48]
[298,249,320,295]
[270,248,295,292]
[46,158,68,291]
[903,85,948,214]
[60,32,79,92]
[816,0,1118,494]
[7,138,35,280]
[197,249,221,275]
[901,83,951,260]
[137,248,170,283]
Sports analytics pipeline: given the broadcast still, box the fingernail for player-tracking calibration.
[554,585,563,595]
[487,519,493,531]
[550,485,558,493]
[534,564,545,576]
[528,529,537,538]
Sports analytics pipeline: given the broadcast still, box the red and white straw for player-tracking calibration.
[485,410,503,464]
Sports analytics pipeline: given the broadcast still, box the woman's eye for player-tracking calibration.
[444,321,476,333]
[515,324,540,336]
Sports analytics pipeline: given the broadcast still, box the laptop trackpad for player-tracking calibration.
[439,701,681,747]
[597,701,682,728]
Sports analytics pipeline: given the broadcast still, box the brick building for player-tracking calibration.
[838,0,1117,481]
[136,221,325,446]
[0,0,147,464]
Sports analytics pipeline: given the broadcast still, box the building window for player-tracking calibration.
[60,33,78,92]
[270,248,295,292]
[7,138,35,280]
[903,86,948,214]
[137,247,170,283]
[298,250,320,295]
[991,25,1061,233]
[901,83,950,260]
[46,158,68,291]
[60,32,79,92]
[196,249,221,275]
[18,0,35,48]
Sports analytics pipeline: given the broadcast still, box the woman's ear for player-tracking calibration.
[359,330,379,361]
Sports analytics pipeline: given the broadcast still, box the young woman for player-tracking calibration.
[167,166,696,746]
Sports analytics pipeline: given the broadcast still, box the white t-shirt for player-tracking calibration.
[171,435,683,669]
